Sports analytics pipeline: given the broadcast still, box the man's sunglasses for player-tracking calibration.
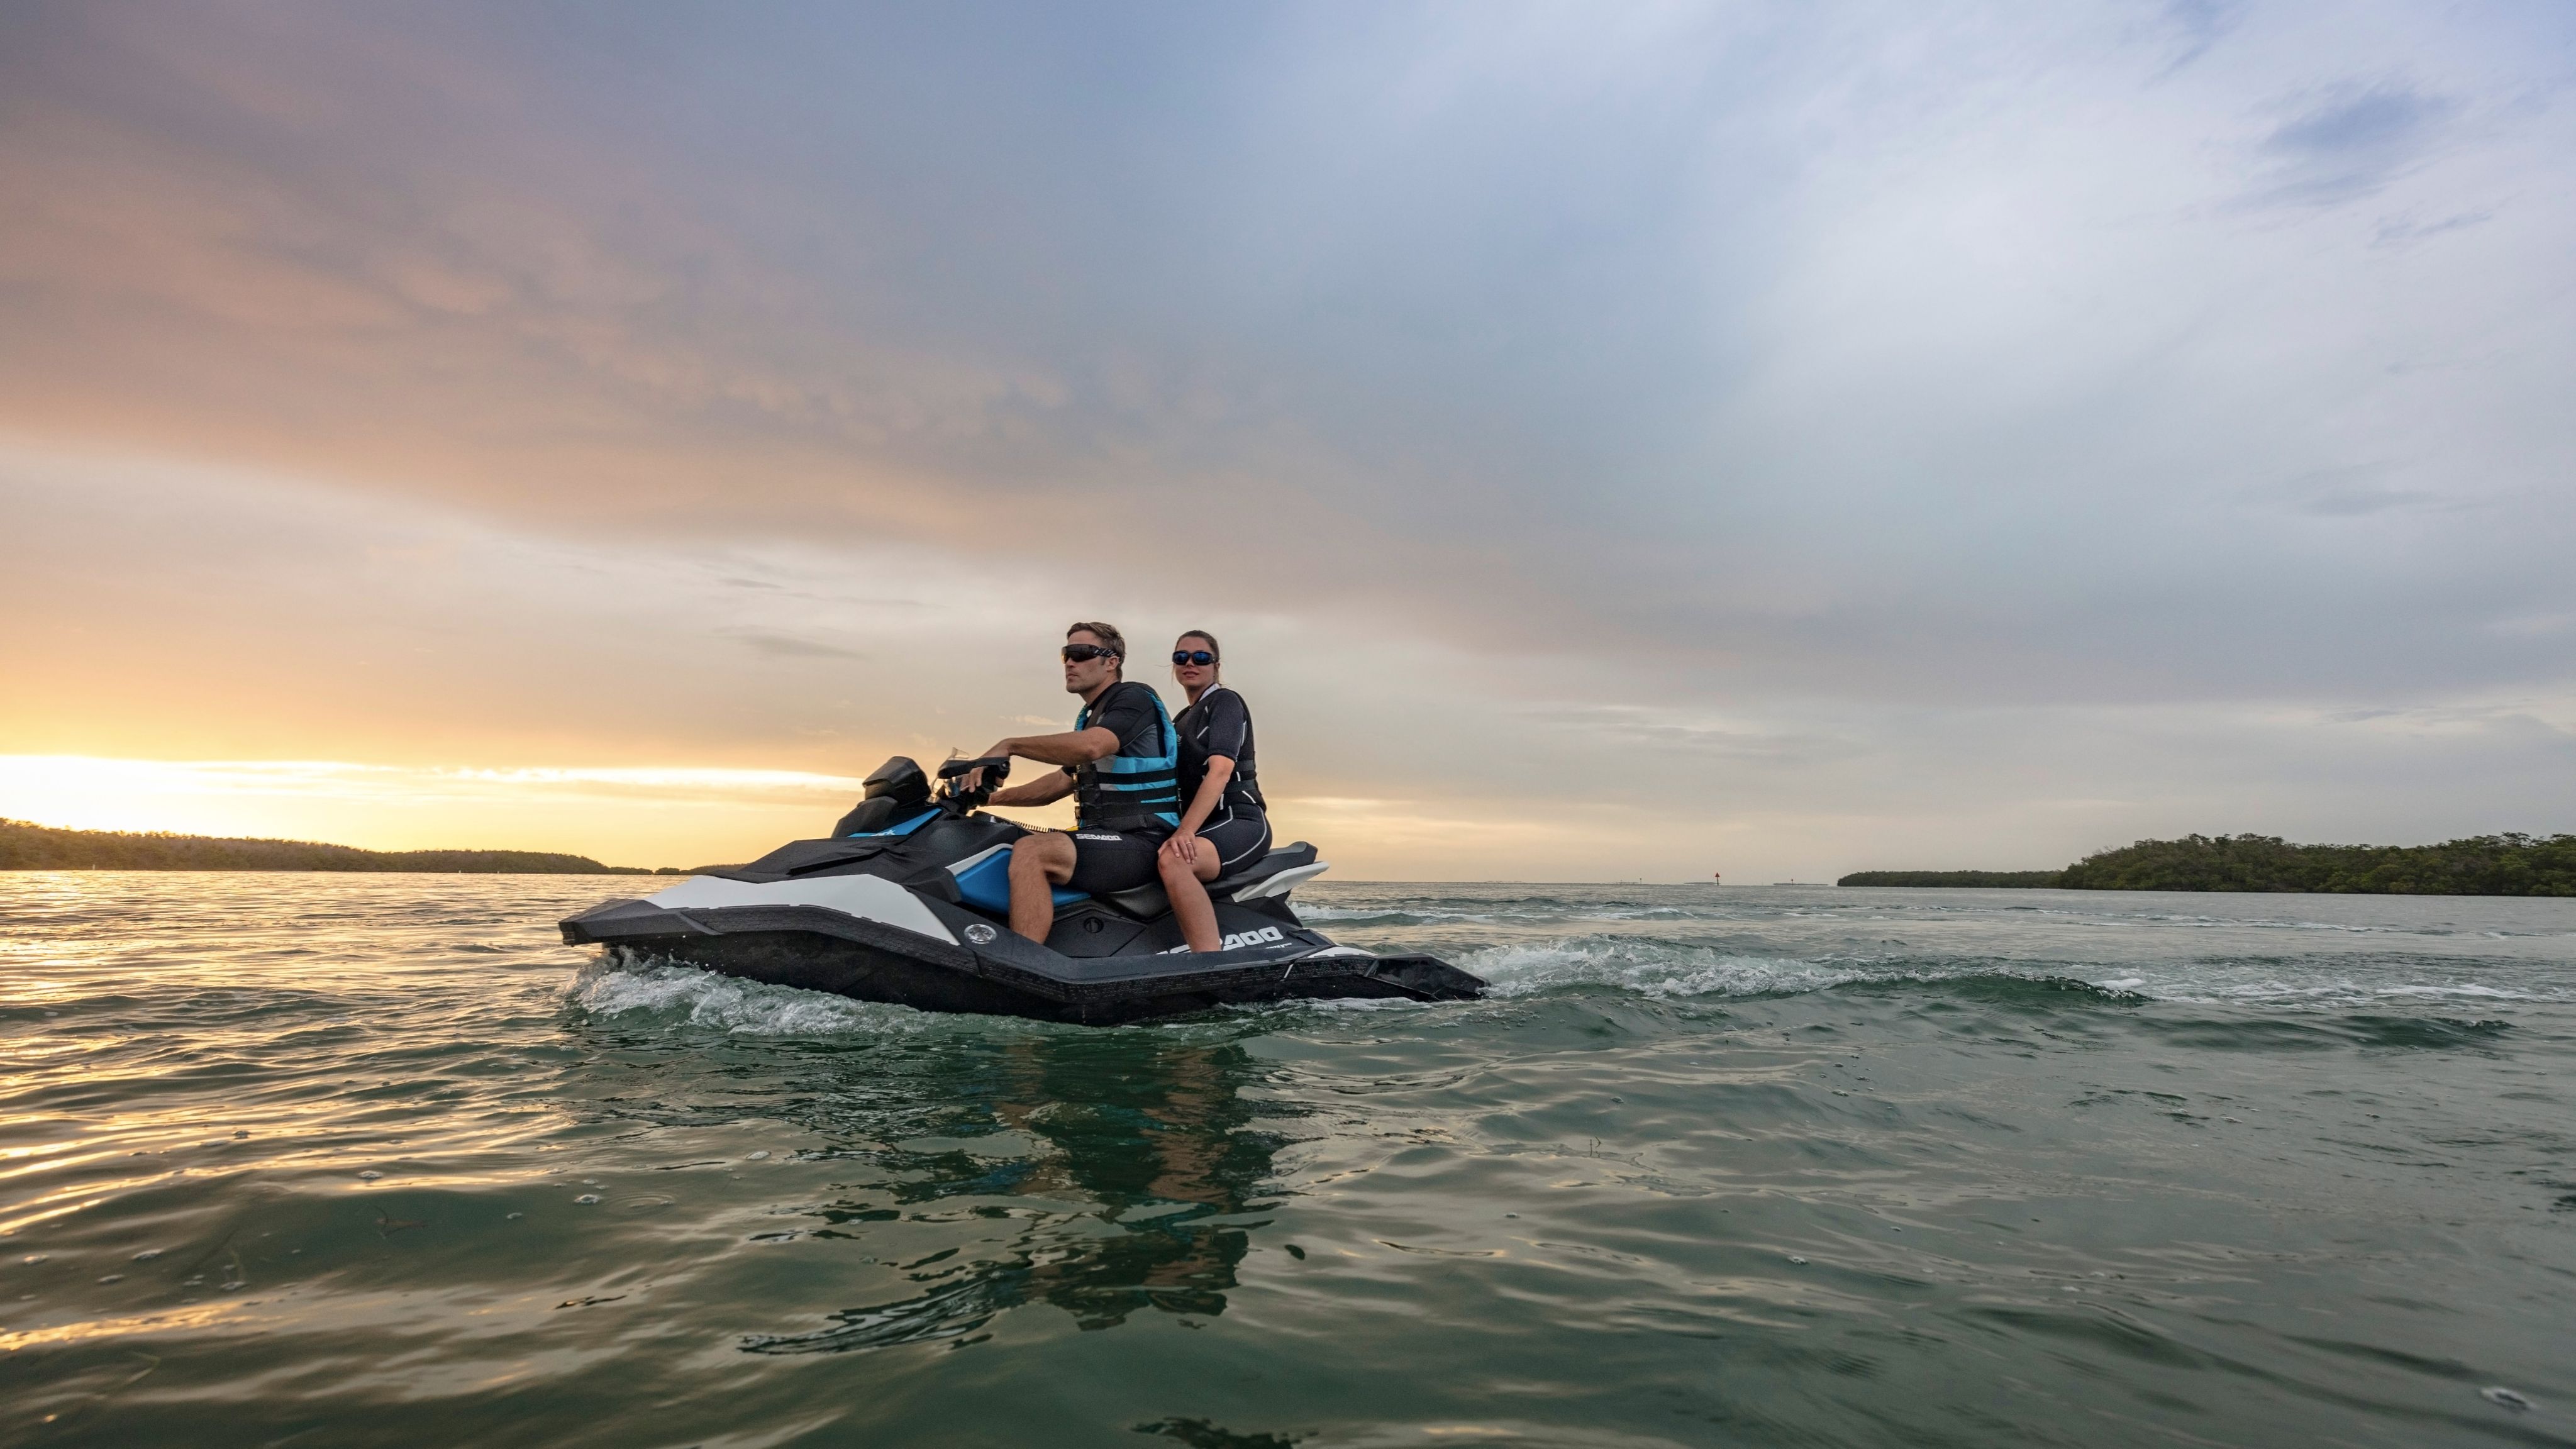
[1171,650,1217,667]
[1061,643,1121,662]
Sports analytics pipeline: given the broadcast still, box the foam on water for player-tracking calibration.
[2108,974,2565,1008]
[1469,937,1874,999]
[1442,931,2576,1013]
[572,952,928,1036]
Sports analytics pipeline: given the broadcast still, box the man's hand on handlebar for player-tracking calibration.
[946,752,1013,797]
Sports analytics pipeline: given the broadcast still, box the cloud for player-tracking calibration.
[723,629,867,662]
[2155,0,2246,75]
[1518,704,1862,765]
[2372,207,2495,248]
[1,2,2573,877]
[2241,82,2460,208]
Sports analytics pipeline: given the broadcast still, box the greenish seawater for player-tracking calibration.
[4,874,2572,1447]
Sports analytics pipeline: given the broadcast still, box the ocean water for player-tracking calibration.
[3,874,2572,1448]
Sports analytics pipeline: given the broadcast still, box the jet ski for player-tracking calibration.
[559,755,1487,1025]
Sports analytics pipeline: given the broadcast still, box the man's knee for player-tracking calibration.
[1011,832,1073,882]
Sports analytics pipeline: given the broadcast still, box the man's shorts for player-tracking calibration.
[1063,829,1169,894]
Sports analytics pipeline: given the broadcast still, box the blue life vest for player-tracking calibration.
[1072,684,1181,831]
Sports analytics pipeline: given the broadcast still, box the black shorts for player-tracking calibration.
[1063,828,1169,894]
[1195,809,1272,876]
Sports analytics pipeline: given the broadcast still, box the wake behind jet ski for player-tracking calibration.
[559,755,1487,1025]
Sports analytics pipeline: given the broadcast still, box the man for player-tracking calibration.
[970,622,1181,942]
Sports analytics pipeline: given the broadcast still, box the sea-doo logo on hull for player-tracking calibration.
[1157,925,1289,955]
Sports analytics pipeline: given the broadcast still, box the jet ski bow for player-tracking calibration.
[559,755,1486,1025]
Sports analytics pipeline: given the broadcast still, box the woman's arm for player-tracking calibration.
[1162,756,1233,865]
[1174,757,1233,838]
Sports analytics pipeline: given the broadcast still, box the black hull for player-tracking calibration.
[608,929,1482,1026]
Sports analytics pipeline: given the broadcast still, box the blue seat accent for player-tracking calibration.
[953,851,1011,913]
[844,809,936,839]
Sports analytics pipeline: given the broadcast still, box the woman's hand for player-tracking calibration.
[1160,831,1201,867]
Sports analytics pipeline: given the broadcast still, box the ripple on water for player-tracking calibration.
[1,874,2572,1448]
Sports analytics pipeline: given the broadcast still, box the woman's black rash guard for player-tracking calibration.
[1175,685,1272,874]
[1176,686,1265,816]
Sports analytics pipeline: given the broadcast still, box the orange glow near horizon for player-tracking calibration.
[0,755,874,869]
[0,755,1774,882]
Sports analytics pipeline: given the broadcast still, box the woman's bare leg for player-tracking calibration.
[1159,838,1226,952]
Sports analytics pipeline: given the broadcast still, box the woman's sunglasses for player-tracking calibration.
[1061,643,1121,662]
[1172,650,1216,667]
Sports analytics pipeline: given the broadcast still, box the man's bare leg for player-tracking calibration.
[1008,832,1078,943]
[1157,842,1226,953]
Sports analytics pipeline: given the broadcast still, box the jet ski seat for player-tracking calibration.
[1101,882,1170,918]
[1099,841,1325,920]
[1220,841,1320,897]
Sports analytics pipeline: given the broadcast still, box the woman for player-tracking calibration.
[1157,630,1271,952]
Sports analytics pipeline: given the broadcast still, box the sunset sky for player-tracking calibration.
[4,1,2573,879]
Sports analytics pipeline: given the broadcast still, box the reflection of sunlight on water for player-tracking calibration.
[0,1301,258,1354]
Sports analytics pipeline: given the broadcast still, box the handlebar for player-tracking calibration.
[936,755,1011,811]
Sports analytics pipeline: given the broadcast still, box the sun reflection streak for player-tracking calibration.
[0,1302,258,1353]
[0,1194,117,1239]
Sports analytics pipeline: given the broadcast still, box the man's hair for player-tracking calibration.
[1067,620,1126,675]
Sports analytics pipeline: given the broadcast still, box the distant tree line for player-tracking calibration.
[1837,833,2576,896]
[0,819,674,874]
[1835,870,2065,888]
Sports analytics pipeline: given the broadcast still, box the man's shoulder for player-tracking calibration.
[1079,679,1163,734]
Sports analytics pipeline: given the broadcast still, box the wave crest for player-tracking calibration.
[1469,938,1874,999]
[570,952,928,1036]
